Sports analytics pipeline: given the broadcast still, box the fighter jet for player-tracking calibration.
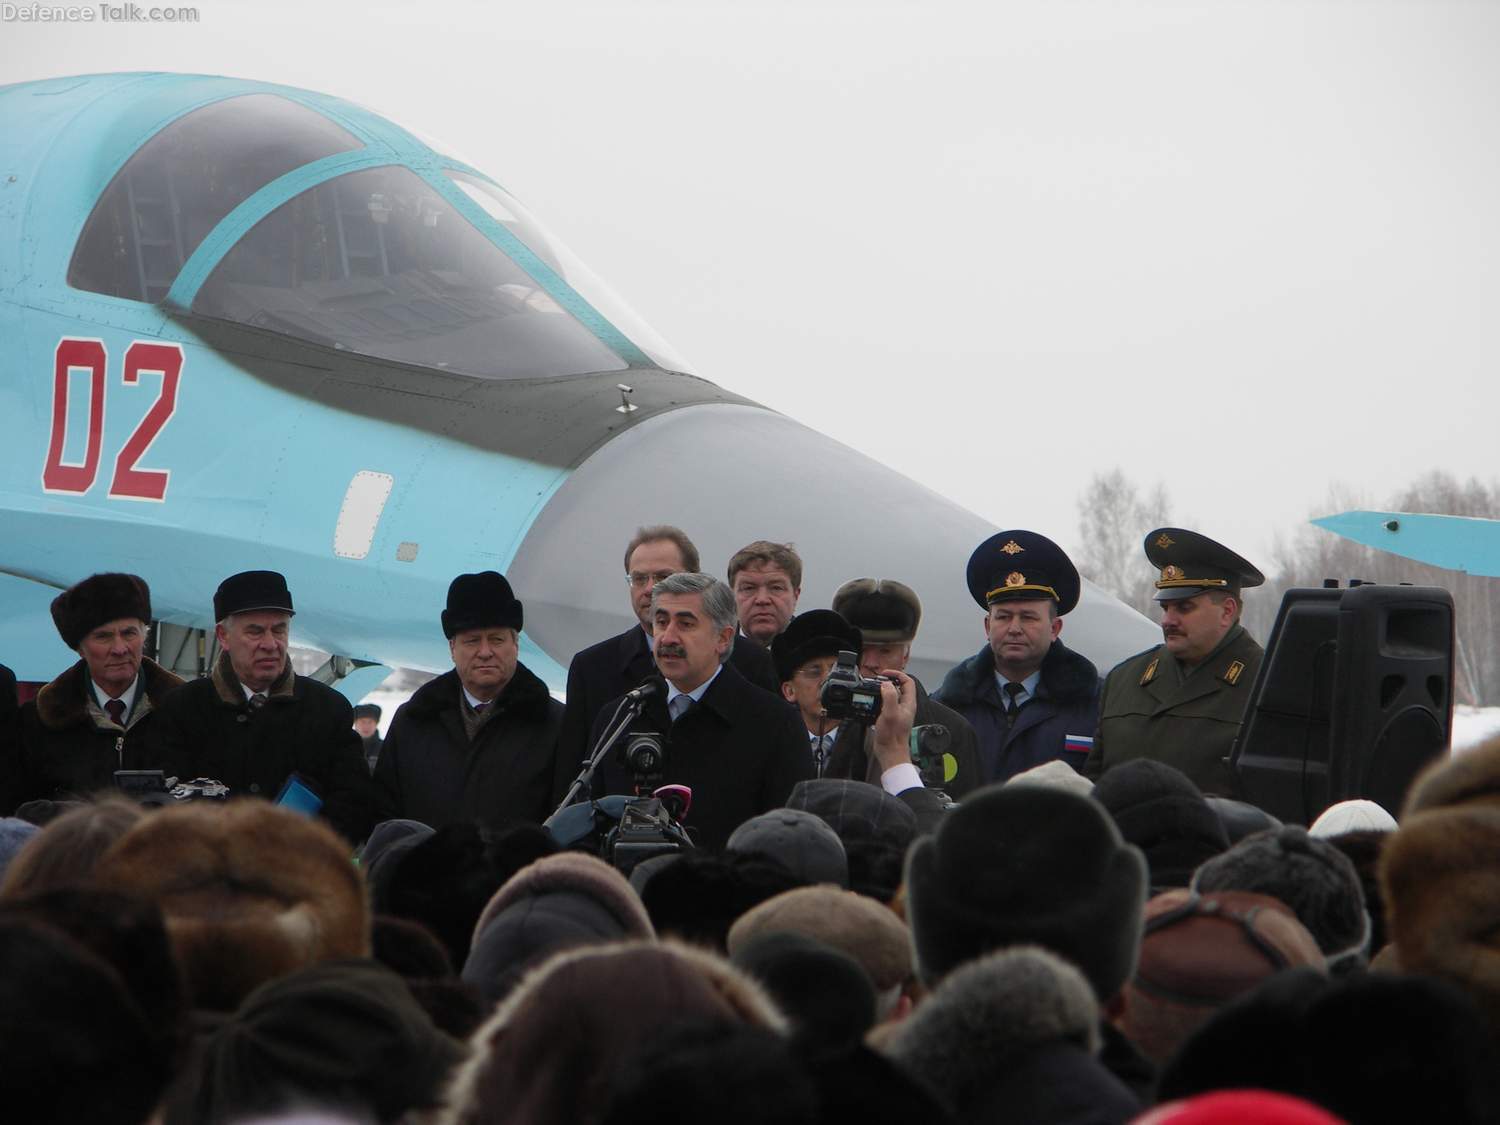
[0,72,1156,694]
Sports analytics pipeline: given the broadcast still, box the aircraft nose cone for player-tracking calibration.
[506,403,1154,682]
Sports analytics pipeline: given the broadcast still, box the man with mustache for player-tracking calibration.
[586,572,811,851]
[553,525,776,804]
[1084,528,1265,796]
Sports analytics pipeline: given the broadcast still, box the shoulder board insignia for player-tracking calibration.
[1222,660,1245,686]
[1140,658,1158,686]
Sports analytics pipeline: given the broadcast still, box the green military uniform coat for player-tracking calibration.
[1084,624,1263,797]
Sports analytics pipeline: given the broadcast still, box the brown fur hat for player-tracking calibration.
[1121,889,1327,1065]
[439,940,785,1125]
[1403,738,1500,817]
[1380,803,1500,1034]
[727,885,913,992]
[50,573,151,649]
[94,801,369,1012]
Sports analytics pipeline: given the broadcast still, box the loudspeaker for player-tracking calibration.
[1232,584,1452,824]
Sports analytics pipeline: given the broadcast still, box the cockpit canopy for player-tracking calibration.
[67,91,687,379]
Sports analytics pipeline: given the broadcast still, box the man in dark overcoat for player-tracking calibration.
[14,573,182,809]
[934,531,1100,784]
[375,571,563,833]
[152,570,374,844]
[585,572,811,851]
[554,525,775,803]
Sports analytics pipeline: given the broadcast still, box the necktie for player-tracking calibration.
[669,694,693,722]
[1003,682,1025,727]
[473,700,488,714]
[105,699,126,726]
[248,692,268,712]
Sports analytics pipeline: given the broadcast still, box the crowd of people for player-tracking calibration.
[0,521,1496,1124]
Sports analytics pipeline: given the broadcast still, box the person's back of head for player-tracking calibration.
[640,849,801,951]
[599,1021,818,1125]
[1091,759,1229,890]
[884,946,1139,1124]
[463,851,655,1012]
[439,940,787,1125]
[165,959,465,1125]
[0,795,143,899]
[0,917,173,1125]
[727,884,913,1009]
[94,800,369,1011]
[1,887,187,1068]
[1120,889,1326,1065]
[1192,825,1368,971]
[382,821,502,968]
[1380,800,1500,1036]
[731,932,876,1053]
[727,808,849,888]
[903,782,1147,998]
[1157,969,1500,1124]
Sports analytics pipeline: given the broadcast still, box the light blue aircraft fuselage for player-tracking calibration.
[0,73,1157,694]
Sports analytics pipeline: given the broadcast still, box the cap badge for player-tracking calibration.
[1162,565,1184,581]
[1001,540,1025,555]
[1155,533,1176,549]
[1005,571,1026,588]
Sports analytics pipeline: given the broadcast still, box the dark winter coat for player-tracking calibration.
[13,657,183,810]
[934,640,1101,784]
[152,654,375,844]
[1084,625,1264,797]
[554,626,777,804]
[586,665,813,851]
[373,664,563,833]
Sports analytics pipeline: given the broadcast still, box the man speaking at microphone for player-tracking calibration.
[585,572,811,851]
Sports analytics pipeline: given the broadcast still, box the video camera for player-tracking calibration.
[544,724,695,875]
[820,649,888,723]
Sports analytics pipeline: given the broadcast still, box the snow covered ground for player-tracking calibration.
[1452,706,1500,755]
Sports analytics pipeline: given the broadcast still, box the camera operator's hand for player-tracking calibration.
[871,669,918,774]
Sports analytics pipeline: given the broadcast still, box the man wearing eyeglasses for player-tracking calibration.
[552,525,778,804]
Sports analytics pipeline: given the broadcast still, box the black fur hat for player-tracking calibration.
[1091,759,1230,889]
[904,783,1147,997]
[50,573,151,649]
[1193,825,1367,964]
[771,610,861,684]
[212,570,294,622]
[442,572,523,639]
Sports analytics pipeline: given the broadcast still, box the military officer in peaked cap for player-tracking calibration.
[933,531,1101,783]
[1083,528,1265,795]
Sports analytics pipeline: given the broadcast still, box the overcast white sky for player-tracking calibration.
[5,0,1498,572]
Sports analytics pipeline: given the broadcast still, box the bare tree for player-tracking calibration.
[1076,469,1172,617]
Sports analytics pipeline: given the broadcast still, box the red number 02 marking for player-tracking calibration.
[41,338,183,502]
[108,342,183,502]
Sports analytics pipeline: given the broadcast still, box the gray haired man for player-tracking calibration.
[584,573,812,850]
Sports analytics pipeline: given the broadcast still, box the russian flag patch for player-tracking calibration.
[1063,734,1093,755]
